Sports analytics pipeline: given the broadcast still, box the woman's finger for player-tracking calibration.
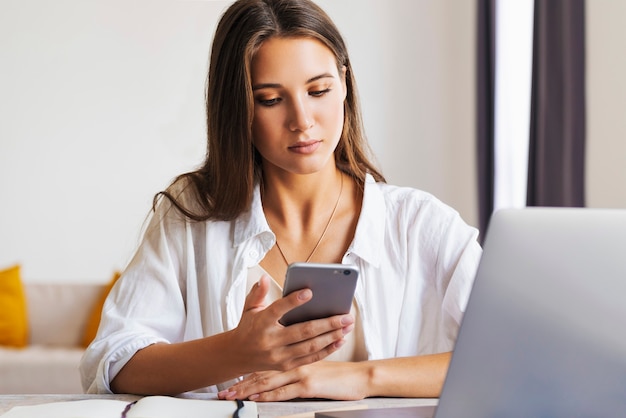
[222,369,300,401]
[261,287,313,323]
[280,313,354,346]
[242,275,271,312]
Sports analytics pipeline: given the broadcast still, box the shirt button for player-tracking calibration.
[249,250,259,259]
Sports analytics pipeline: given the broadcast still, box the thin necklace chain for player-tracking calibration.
[273,174,344,266]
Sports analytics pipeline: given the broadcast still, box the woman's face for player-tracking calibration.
[250,36,347,177]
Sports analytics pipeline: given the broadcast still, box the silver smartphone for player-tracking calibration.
[279,262,359,326]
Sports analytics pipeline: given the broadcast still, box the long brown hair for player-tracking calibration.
[156,0,385,221]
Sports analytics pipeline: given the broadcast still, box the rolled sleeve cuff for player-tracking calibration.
[88,336,169,394]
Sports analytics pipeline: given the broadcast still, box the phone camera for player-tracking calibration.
[343,270,351,276]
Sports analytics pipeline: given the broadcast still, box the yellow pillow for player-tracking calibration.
[81,271,121,348]
[0,264,28,348]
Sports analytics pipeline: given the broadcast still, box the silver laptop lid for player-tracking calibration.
[436,208,626,418]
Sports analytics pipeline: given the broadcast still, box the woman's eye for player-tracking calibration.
[310,88,331,97]
[257,97,281,106]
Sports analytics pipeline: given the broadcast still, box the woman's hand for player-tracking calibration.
[218,353,453,401]
[228,275,355,375]
[218,361,370,401]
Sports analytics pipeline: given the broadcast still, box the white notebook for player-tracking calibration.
[0,396,257,418]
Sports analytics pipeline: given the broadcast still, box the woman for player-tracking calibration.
[80,0,482,401]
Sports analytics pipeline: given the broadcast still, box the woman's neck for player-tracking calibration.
[259,166,362,283]
[261,168,344,226]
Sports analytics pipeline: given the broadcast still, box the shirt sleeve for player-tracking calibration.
[79,199,188,394]
[437,209,482,343]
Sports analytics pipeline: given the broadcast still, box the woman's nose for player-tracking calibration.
[288,98,313,132]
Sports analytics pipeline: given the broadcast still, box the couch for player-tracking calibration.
[0,281,109,394]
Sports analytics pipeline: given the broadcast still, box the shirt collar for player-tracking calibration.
[233,174,386,267]
[234,183,271,247]
[348,173,385,268]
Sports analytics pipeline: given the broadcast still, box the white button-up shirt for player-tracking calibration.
[80,174,482,394]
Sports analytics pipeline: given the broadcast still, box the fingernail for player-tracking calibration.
[342,323,355,335]
[219,390,237,399]
[341,315,354,325]
[249,394,260,400]
[334,339,346,349]
[298,289,312,300]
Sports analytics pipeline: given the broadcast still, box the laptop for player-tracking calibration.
[318,207,626,418]
[436,207,626,417]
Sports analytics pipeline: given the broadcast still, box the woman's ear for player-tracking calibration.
[341,65,348,100]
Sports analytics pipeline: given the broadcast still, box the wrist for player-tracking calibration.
[362,359,402,398]
[361,360,380,398]
[219,328,252,377]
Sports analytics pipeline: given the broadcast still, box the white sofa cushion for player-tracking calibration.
[0,282,107,394]
[0,345,85,394]
[25,283,103,346]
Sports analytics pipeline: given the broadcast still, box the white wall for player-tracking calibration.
[586,1,626,210]
[0,0,477,282]
[1,1,218,282]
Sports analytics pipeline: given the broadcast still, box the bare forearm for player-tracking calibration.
[223,352,453,401]
[110,318,349,395]
[111,330,244,395]
[110,279,353,396]
[364,352,452,398]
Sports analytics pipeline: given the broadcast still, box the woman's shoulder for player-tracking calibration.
[367,179,481,241]
[369,180,480,251]
[163,175,198,205]
[153,175,209,219]
[371,179,457,217]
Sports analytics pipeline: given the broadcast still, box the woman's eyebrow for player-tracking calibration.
[252,73,335,91]
[306,72,334,83]
[252,82,281,91]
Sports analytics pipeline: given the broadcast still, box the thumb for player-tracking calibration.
[244,274,270,312]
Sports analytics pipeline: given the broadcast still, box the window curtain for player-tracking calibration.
[527,0,586,207]
[477,0,586,238]
[476,0,496,239]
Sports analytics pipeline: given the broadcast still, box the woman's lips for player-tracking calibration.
[288,139,322,154]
